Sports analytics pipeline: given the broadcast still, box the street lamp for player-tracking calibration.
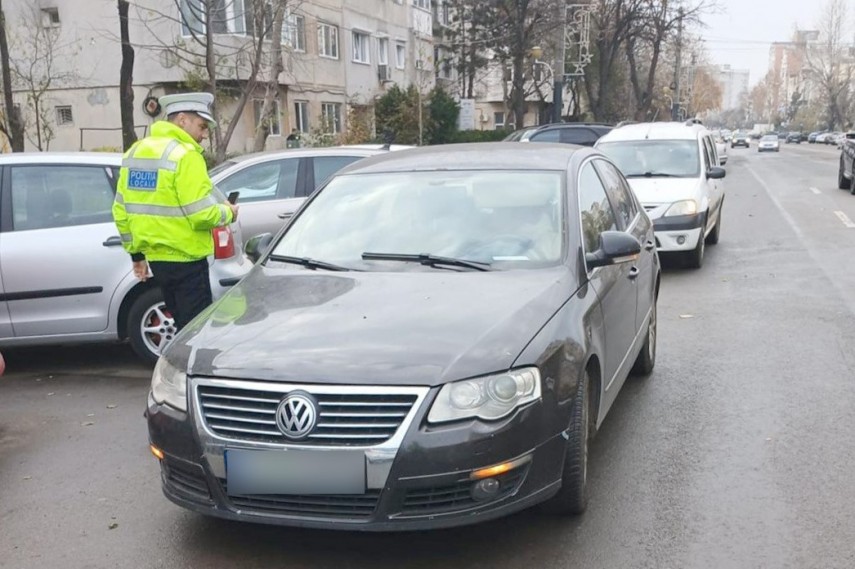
[531,46,561,123]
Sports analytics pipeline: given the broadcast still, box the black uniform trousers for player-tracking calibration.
[148,259,212,331]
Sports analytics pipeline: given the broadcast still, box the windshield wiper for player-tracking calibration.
[361,252,492,272]
[268,254,355,272]
[625,171,679,178]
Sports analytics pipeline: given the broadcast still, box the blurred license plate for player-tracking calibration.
[225,449,365,496]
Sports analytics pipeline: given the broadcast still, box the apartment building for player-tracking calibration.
[715,65,749,110]
[1,0,433,153]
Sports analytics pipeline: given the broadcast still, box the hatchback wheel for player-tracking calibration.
[127,288,176,364]
[543,369,592,515]
[631,302,656,376]
[684,225,705,269]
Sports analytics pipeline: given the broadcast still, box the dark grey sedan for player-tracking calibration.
[146,143,661,530]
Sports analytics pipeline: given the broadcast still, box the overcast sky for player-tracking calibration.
[698,0,829,86]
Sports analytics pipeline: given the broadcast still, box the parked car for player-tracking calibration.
[713,136,729,165]
[0,153,250,364]
[146,143,661,530]
[808,131,822,143]
[758,135,780,152]
[507,123,613,146]
[502,126,540,141]
[731,132,750,148]
[596,121,725,268]
[785,132,802,143]
[210,146,410,240]
[836,132,855,193]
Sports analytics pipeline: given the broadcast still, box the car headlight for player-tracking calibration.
[428,368,541,424]
[151,357,188,412]
[664,199,698,217]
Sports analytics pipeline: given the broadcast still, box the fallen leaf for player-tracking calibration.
[87,414,95,418]
[23,476,32,481]
[679,314,695,319]
[106,405,117,409]
[108,523,118,530]
[82,422,95,427]
[47,392,55,396]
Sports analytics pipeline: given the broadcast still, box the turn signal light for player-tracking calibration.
[470,454,532,480]
[150,444,164,460]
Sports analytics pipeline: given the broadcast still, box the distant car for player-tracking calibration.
[731,133,750,148]
[0,153,250,364]
[502,126,540,142]
[211,146,411,240]
[758,135,780,152]
[511,123,613,146]
[713,137,729,165]
[596,121,725,269]
[147,143,661,530]
[808,132,821,143]
[785,132,802,144]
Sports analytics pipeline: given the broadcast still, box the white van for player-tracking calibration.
[595,122,726,268]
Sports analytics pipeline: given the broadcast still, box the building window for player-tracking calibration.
[436,46,453,80]
[395,42,406,69]
[435,0,450,26]
[412,0,431,10]
[494,112,506,130]
[352,31,370,64]
[253,99,281,136]
[283,13,305,51]
[321,102,342,134]
[377,37,389,66]
[56,106,73,126]
[294,101,309,133]
[318,23,339,59]
[41,8,60,28]
[180,0,246,36]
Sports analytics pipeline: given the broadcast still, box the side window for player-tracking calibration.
[593,159,637,229]
[217,159,299,202]
[560,128,599,146]
[701,137,714,170]
[11,165,115,231]
[312,156,363,190]
[529,129,560,143]
[578,162,618,255]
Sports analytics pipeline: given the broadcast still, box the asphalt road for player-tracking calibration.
[2,141,855,569]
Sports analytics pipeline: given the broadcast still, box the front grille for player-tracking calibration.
[197,384,418,447]
[221,480,381,519]
[163,460,211,501]
[400,467,527,516]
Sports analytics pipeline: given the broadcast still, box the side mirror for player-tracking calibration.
[707,166,726,179]
[585,231,642,269]
[244,232,274,264]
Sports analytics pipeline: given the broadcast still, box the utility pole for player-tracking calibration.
[553,4,567,123]
[672,6,684,121]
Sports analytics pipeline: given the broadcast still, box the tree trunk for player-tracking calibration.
[253,2,287,152]
[118,0,136,151]
[0,0,23,151]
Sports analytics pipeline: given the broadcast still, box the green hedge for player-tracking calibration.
[446,129,511,143]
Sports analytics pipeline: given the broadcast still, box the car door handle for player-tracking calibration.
[628,266,640,280]
[278,212,294,220]
[644,240,655,251]
[102,236,123,247]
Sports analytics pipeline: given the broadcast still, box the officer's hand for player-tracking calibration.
[133,260,149,282]
[227,201,239,222]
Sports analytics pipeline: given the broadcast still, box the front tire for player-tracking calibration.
[127,288,176,364]
[631,302,657,376]
[543,369,592,515]
[840,159,850,189]
[684,225,705,269]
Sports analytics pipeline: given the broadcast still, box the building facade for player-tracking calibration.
[1,0,433,154]
[716,65,750,110]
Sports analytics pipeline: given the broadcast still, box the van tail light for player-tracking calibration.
[212,226,235,259]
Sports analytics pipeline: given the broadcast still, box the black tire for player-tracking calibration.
[706,208,721,245]
[543,370,592,515]
[684,224,705,269]
[850,175,855,196]
[839,160,848,189]
[127,288,176,365]
[631,301,656,376]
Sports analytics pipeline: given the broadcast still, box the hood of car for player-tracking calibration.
[624,177,703,210]
[173,266,574,386]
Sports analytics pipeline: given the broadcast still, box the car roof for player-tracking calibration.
[598,121,710,143]
[337,142,586,174]
[220,146,391,168]
[533,123,613,133]
[0,152,122,165]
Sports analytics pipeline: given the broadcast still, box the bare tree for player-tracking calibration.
[0,0,23,151]
[8,3,80,150]
[119,0,137,151]
[804,0,852,130]
[253,0,288,152]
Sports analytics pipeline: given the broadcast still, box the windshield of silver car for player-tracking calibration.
[597,140,700,178]
[271,170,565,270]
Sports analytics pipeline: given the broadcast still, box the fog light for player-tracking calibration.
[471,478,501,502]
[676,235,686,245]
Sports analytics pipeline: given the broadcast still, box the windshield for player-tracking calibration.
[761,135,777,141]
[271,170,565,270]
[597,140,700,178]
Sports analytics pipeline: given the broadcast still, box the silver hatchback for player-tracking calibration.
[0,153,250,363]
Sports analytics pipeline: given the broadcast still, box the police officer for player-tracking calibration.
[112,92,239,332]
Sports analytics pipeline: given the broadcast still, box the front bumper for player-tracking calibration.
[147,380,568,531]
[650,213,704,252]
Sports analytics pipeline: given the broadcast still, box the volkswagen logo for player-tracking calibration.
[276,392,318,440]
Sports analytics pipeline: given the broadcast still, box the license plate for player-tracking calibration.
[225,449,366,496]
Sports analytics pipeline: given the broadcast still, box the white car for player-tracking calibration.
[596,121,726,268]
[757,135,780,152]
[714,137,728,165]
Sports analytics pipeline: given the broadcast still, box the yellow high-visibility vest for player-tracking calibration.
[112,120,233,262]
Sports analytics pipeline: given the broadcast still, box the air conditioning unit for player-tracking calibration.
[378,64,392,82]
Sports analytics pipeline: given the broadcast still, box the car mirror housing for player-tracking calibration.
[244,232,275,264]
[585,231,642,269]
[707,166,726,180]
